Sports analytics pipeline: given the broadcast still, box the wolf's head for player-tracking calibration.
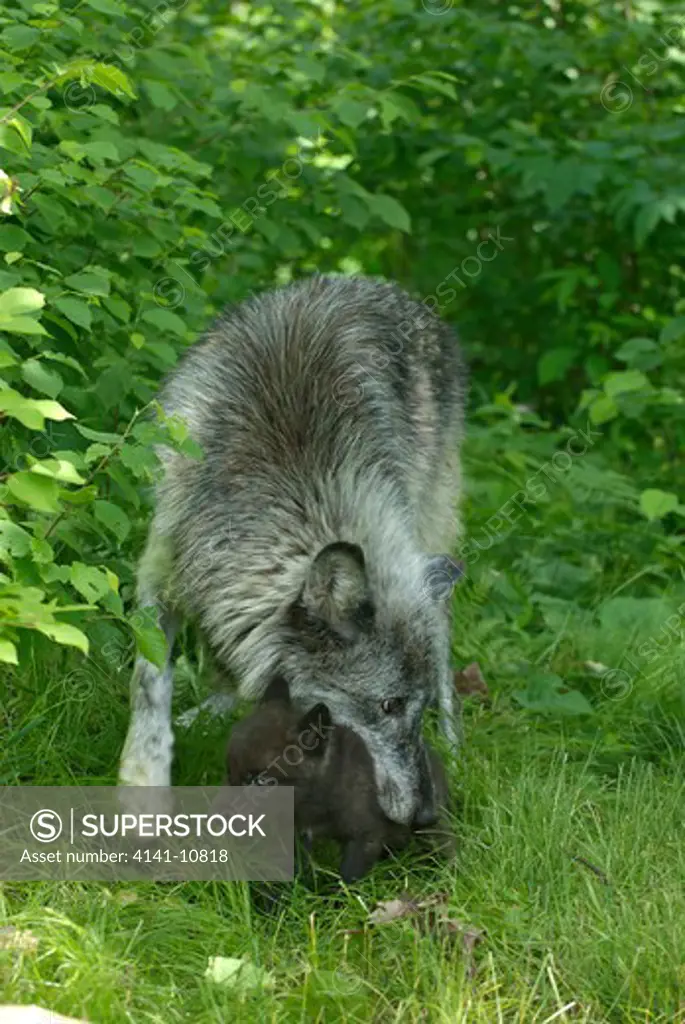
[226,676,332,790]
[278,541,461,826]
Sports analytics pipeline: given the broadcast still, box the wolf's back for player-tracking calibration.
[152,274,466,684]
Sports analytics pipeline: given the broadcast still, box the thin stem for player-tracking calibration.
[0,80,56,125]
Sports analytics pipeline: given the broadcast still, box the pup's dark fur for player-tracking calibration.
[227,677,450,883]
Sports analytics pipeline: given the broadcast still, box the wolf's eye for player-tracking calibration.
[243,772,271,786]
[380,697,406,715]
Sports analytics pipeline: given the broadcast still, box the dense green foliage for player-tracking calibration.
[1,0,684,676]
[1,2,684,1019]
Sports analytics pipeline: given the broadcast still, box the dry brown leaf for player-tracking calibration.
[453,662,490,700]
[115,891,139,906]
[367,891,449,925]
[367,898,413,925]
[0,926,39,953]
[362,891,484,975]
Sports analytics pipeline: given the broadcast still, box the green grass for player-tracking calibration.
[2,440,684,1022]
[2,676,683,1020]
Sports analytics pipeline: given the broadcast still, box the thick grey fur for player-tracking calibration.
[119,273,467,825]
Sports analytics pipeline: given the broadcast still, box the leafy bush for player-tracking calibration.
[1,0,683,692]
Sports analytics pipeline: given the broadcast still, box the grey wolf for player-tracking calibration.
[118,273,466,825]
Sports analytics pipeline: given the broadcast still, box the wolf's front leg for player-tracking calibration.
[119,525,178,805]
[119,651,176,790]
[118,633,177,823]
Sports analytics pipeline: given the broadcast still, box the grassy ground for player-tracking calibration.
[2,430,684,1022]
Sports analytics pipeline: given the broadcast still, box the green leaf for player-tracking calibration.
[141,307,188,337]
[0,639,18,665]
[0,389,46,430]
[634,198,679,247]
[58,140,87,164]
[144,80,177,111]
[103,295,131,322]
[0,125,25,157]
[94,361,132,410]
[366,194,411,233]
[90,103,120,123]
[0,225,33,252]
[86,0,127,16]
[84,442,112,464]
[6,472,61,512]
[82,141,120,164]
[64,268,111,296]
[537,347,575,385]
[603,370,650,398]
[82,185,118,211]
[35,621,89,654]
[332,95,369,129]
[75,424,123,444]
[378,94,421,129]
[30,458,86,485]
[21,359,64,399]
[639,489,679,522]
[93,500,131,542]
[120,443,160,478]
[60,484,97,506]
[53,296,92,329]
[70,562,111,603]
[408,72,458,100]
[1,26,41,51]
[614,337,662,371]
[89,63,136,98]
[31,536,54,564]
[0,287,45,318]
[338,195,370,230]
[0,315,48,335]
[588,394,618,425]
[125,164,160,192]
[0,521,32,557]
[660,316,685,345]
[33,399,74,421]
[105,568,119,593]
[5,114,32,152]
[513,672,594,716]
[204,956,275,991]
[132,616,168,668]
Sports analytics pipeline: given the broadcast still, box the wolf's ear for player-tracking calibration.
[301,542,373,637]
[422,555,465,602]
[297,702,332,757]
[261,675,291,706]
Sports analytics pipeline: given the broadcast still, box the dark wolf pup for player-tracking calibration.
[119,274,467,825]
[227,677,451,883]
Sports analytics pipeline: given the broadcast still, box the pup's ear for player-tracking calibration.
[422,555,465,602]
[297,702,332,757]
[261,675,291,706]
[300,542,373,638]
